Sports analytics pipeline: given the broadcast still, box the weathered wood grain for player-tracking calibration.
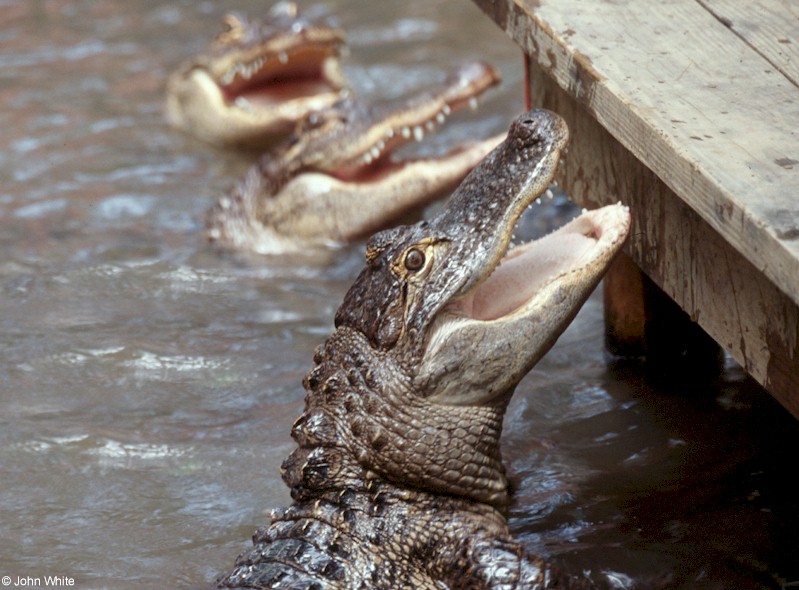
[471,0,799,417]
[473,0,799,306]
[698,0,799,82]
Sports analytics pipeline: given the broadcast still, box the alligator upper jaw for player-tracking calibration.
[418,204,631,406]
[290,60,502,179]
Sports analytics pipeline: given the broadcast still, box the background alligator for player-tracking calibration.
[166,2,348,148]
[212,109,631,589]
[206,61,503,254]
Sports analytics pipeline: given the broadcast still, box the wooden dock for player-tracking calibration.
[472,0,799,418]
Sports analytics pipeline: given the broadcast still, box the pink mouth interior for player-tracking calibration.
[220,50,336,105]
[452,227,601,321]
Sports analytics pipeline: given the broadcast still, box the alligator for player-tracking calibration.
[206,60,503,255]
[211,109,631,589]
[166,2,348,148]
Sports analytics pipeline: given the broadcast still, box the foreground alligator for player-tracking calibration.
[212,109,631,589]
[166,2,348,148]
[206,61,502,254]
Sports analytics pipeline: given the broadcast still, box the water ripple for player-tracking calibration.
[0,40,107,68]
[95,194,156,220]
[13,198,67,219]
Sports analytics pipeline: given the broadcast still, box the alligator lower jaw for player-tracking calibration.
[421,203,631,406]
[457,204,630,320]
[275,135,506,243]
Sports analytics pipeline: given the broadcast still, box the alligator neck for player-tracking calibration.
[284,327,511,511]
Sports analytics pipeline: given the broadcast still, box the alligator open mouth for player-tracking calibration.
[415,110,632,406]
[455,207,628,321]
[211,25,346,112]
[423,205,630,406]
[165,7,348,148]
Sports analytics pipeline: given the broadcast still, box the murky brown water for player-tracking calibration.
[1,2,797,589]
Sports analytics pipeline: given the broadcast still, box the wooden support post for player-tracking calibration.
[604,252,724,383]
[603,253,646,358]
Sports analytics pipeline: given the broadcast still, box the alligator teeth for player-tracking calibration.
[425,120,435,131]
[370,146,381,160]
[234,96,253,111]
[401,127,411,139]
[278,51,289,65]
[544,188,554,199]
[221,70,235,85]
[436,112,446,124]
[413,126,424,142]
[468,97,478,110]
[218,196,232,210]
[375,140,385,151]
[385,129,394,139]
[442,104,451,116]
[534,197,542,205]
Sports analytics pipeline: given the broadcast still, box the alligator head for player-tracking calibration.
[166,2,348,148]
[206,60,503,254]
[329,109,631,508]
[213,110,630,589]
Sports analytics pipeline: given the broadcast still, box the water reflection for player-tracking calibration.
[0,2,797,589]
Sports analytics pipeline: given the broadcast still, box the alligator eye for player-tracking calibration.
[404,248,425,272]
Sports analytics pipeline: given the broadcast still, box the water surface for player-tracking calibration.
[1,2,797,589]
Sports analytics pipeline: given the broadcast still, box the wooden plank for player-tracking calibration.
[698,0,799,82]
[524,62,799,418]
[472,0,799,310]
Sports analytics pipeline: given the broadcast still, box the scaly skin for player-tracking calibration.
[212,110,632,589]
[206,61,502,254]
[166,3,348,148]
